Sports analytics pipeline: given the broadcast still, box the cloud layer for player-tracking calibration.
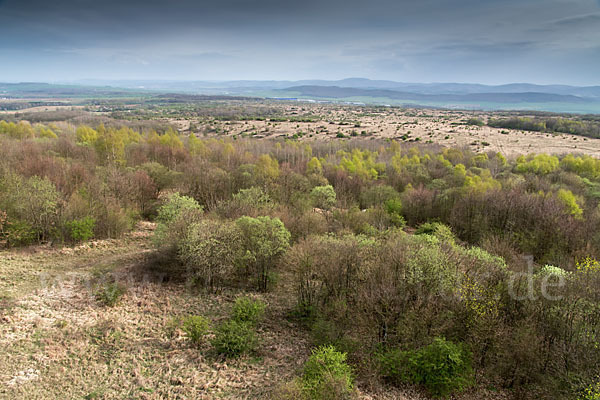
[0,0,599,84]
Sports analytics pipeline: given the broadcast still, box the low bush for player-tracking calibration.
[231,297,266,326]
[95,282,126,307]
[302,345,355,400]
[66,216,96,242]
[212,320,257,357]
[379,337,473,398]
[182,315,210,345]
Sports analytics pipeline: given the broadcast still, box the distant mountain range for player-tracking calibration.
[73,78,600,98]
[2,78,600,113]
[278,85,590,104]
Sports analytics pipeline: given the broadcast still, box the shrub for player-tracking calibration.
[302,345,354,400]
[384,198,405,227]
[212,320,257,358]
[178,219,241,289]
[310,185,337,210]
[232,186,273,209]
[99,203,134,239]
[66,216,96,242]
[415,222,455,245]
[466,118,484,126]
[231,297,266,326]
[3,219,36,247]
[274,380,306,400]
[538,265,569,278]
[0,174,60,242]
[95,282,126,307]
[182,315,210,345]
[379,338,473,398]
[309,317,357,354]
[556,188,583,219]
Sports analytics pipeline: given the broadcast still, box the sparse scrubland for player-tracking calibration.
[2,107,600,399]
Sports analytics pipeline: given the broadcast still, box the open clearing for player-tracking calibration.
[187,107,600,157]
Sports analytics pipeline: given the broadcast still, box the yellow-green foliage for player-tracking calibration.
[158,128,183,149]
[188,133,208,156]
[435,154,453,169]
[1,121,59,140]
[442,148,465,164]
[307,157,323,175]
[576,257,600,274]
[464,169,501,193]
[557,188,584,219]
[302,345,354,400]
[36,126,57,139]
[459,275,500,324]
[83,124,143,164]
[0,120,35,139]
[392,153,421,174]
[582,380,600,400]
[495,152,507,166]
[561,154,600,180]
[337,149,385,180]
[76,125,98,144]
[515,154,559,175]
[471,153,488,168]
[256,154,280,181]
[453,164,500,193]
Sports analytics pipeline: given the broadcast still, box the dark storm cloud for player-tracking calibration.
[0,0,599,84]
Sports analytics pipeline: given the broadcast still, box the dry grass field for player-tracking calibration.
[159,104,600,157]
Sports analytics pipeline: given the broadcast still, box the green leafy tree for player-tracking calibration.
[178,219,241,289]
[188,133,208,156]
[154,193,203,245]
[359,185,400,209]
[310,185,337,210]
[256,154,280,182]
[235,216,291,291]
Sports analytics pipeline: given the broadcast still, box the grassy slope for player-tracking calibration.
[0,223,506,399]
[0,223,316,399]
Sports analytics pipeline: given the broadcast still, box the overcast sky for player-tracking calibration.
[0,0,599,85]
